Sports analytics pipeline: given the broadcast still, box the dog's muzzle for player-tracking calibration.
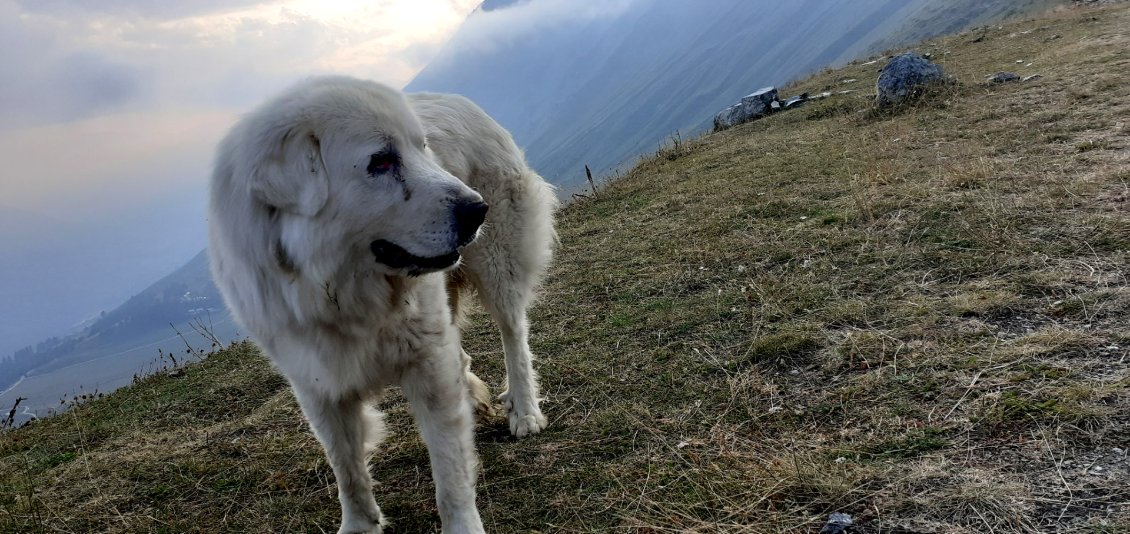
[370,240,461,272]
[369,200,488,274]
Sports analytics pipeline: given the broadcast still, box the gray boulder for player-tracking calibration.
[742,87,779,117]
[713,104,742,131]
[875,53,947,107]
[714,87,780,130]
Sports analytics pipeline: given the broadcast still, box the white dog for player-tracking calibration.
[208,76,557,533]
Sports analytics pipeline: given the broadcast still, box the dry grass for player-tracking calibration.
[3,2,1130,532]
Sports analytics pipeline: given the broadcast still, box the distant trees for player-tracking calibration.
[0,336,76,390]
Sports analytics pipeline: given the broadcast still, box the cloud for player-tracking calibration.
[0,0,481,209]
[0,1,151,128]
[15,0,267,20]
[1,0,481,127]
[0,109,235,216]
[447,0,641,55]
[54,53,147,118]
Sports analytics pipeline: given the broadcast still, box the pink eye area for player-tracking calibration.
[367,151,398,175]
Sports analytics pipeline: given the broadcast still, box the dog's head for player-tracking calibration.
[238,76,486,277]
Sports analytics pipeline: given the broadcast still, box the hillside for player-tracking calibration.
[0,251,239,425]
[3,2,1129,532]
[0,0,1066,415]
[408,0,1062,191]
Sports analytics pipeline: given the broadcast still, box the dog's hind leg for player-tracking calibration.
[447,272,495,419]
[464,177,555,439]
[492,302,548,438]
[468,260,549,438]
[401,352,485,534]
[292,388,386,534]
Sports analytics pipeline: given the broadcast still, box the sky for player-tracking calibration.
[0,0,482,355]
[1,0,481,218]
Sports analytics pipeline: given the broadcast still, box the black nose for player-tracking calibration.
[454,200,489,247]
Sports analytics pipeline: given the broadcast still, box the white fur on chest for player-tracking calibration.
[258,267,457,399]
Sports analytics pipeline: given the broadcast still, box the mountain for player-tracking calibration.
[0,197,209,363]
[407,0,1062,191]
[0,250,239,423]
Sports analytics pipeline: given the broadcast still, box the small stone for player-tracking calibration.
[1022,74,1043,82]
[784,93,810,109]
[986,72,1021,84]
[821,513,854,534]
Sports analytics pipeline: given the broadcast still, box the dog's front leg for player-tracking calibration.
[401,355,485,534]
[293,388,385,534]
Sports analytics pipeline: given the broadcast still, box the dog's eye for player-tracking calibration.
[367,151,398,176]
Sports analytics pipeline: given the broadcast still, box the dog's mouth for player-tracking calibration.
[370,239,460,273]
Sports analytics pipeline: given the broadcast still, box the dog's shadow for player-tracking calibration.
[475,417,523,444]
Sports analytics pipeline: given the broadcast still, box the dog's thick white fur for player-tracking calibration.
[208,75,557,533]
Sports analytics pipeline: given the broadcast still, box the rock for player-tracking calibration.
[713,86,780,130]
[820,513,854,534]
[741,87,779,116]
[1022,74,1043,82]
[713,104,743,131]
[986,72,1021,84]
[875,53,948,107]
[784,93,809,109]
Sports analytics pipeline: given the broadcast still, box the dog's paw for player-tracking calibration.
[338,512,385,534]
[499,390,547,438]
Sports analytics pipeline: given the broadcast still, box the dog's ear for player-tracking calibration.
[249,126,329,217]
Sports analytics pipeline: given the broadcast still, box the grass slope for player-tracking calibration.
[3,3,1129,532]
